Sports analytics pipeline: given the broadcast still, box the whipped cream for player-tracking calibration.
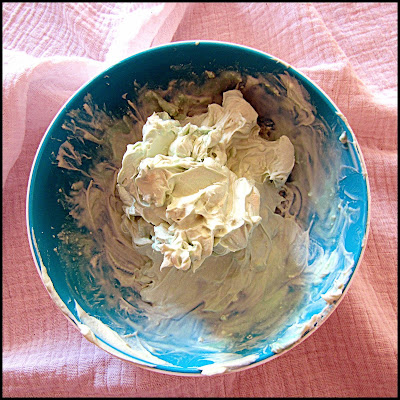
[50,69,365,375]
[116,90,294,271]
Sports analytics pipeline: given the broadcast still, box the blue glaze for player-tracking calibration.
[26,41,370,375]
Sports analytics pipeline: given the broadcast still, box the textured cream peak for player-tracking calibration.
[117,90,295,271]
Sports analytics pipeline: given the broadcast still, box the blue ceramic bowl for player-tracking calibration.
[27,41,370,375]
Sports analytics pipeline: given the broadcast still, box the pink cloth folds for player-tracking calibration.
[3,2,397,397]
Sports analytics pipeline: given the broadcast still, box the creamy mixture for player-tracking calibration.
[117,90,294,272]
[51,70,361,374]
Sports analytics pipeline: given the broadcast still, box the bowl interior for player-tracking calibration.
[27,41,369,375]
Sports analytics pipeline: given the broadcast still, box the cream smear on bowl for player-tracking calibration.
[49,69,364,375]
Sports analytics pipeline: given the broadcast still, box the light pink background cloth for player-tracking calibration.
[3,2,397,397]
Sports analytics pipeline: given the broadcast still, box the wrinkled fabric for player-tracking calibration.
[2,2,397,397]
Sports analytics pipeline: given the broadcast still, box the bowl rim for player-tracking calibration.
[26,39,371,376]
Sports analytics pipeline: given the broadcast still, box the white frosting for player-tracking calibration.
[117,90,294,271]
[32,228,172,368]
[49,70,366,375]
[199,354,258,376]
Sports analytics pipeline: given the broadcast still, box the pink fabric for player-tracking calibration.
[3,2,397,397]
